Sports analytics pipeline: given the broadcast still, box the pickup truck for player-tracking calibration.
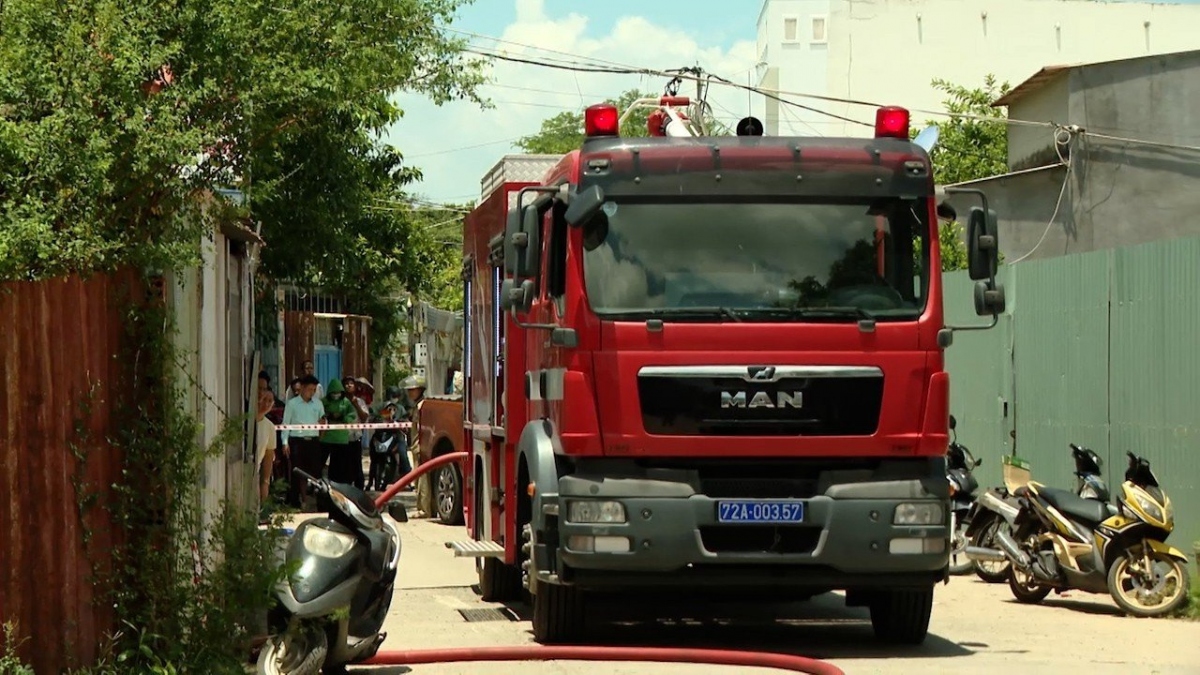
[415,394,466,525]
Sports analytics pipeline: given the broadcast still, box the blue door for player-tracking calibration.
[314,346,342,393]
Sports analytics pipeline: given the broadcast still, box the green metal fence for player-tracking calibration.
[944,236,1200,553]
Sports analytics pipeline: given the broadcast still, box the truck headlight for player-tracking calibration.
[893,502,944,526]
[567,500,626,524]
[302,527,357,558]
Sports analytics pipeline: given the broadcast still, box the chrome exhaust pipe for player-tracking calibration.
[965,546,1008,563]
[978,490,1021,524]
[993,528,1031,568]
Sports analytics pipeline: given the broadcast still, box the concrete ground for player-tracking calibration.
[341,508,1200,675]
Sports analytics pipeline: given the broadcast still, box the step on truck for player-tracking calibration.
[444,95,1006,645]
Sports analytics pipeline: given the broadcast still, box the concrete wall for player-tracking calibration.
[1007,74,1071,170]
[972,52,1200,261]
[945,165,1078,263]
[756,0,1200,138]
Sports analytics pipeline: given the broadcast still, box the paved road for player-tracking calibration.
[335,510,1200,675]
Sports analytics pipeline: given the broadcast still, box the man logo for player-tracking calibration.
[720,391,803,409]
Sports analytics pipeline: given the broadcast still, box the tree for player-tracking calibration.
[914,75,1012,271]
[515,88,731,155]
[515,89,656,154]
[0,0,486,283]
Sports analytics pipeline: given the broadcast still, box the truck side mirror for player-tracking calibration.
[515,205,541,279]
[967,207,999,281]
[500,278,535,313]
[550,327,578,348]
[973,279,1006,316]
[564,185,606,227]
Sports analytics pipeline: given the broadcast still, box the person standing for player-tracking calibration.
[287,360,325,401]
[281,375,325,508]
[254,371,281,518]
[402,375,432,518]
[344,377,371,490]
[321,378,358,486]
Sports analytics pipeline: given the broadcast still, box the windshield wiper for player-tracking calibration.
[641,307,744,322]
[747,305,878,330]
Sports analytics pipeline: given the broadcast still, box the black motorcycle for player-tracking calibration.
[965,442,1110,583]
[946,415,982,575]
[257,469,401,675]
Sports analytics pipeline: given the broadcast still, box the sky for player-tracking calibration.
[382,0,761,204]
[383,0,1200,204]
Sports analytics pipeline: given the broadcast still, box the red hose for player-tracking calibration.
[374,451,468,509]
[363,646,843,674]
[369,453,844,673]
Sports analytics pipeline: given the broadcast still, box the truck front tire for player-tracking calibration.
[531,580,586,644]
[868,587,934,645]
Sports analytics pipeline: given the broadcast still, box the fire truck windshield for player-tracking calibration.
[581,198,931,322]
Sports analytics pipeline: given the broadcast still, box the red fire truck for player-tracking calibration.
[445,95,1004,645]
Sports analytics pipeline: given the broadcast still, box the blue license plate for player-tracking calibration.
[717,500,805,524]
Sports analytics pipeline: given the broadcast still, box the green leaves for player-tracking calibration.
[0,0,486,282]
[913,75,1011,271]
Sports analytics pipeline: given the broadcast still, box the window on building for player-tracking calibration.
[783,17,798,42]
[811,16,828,44]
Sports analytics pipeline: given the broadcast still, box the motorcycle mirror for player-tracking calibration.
[948,414,957,430]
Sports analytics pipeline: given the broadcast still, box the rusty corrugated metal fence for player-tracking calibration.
[0,269,145,672]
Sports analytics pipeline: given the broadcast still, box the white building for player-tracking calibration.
[754,0,1200,137]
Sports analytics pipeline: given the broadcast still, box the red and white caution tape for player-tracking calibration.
[275,422,412,431]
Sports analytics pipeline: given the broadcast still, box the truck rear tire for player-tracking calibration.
[868,587,934,645]
[531,581,586,644]
[478,557,522,602]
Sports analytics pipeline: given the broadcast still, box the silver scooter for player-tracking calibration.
[257,469,401,675]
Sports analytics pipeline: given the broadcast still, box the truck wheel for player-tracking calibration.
[435,464,464,526]
[868,587,934,645]
[532,579,586,644]
[479,557,522,602]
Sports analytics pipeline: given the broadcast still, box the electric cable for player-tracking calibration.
[1006,127,1075,265]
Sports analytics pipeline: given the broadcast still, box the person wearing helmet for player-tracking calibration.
[402,375,431,517]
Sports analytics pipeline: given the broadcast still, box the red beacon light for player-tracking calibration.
[875,106,910,140]
[584,103,620,138]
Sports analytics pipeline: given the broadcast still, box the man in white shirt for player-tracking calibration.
[281,374,326,508]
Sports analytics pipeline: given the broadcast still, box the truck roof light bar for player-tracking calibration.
[875,106,910,140]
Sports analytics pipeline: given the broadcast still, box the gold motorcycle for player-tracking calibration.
[990,451,1189,617]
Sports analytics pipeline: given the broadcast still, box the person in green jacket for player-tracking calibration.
[321,377,361,487]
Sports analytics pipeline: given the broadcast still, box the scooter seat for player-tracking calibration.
[1038,486,1109,524]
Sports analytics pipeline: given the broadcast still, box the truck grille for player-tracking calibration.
[636,369,883,437]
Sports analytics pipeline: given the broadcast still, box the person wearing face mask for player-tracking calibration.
[321,378,359,487]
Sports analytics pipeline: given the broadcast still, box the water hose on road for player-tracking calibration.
[362,646,844,674]
[373,451,468,510]
[369,452,844,674]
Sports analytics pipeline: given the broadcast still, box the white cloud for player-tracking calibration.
[383,0,760,204]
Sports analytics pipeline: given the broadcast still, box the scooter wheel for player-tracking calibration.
[257,628,328,675]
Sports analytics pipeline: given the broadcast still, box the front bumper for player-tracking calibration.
[547,477,948,590]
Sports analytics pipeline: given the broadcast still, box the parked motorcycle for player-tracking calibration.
[965,442,1110,583]
[946,415,982,575]
[983,451,1189,617]
[258,469,401,675]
